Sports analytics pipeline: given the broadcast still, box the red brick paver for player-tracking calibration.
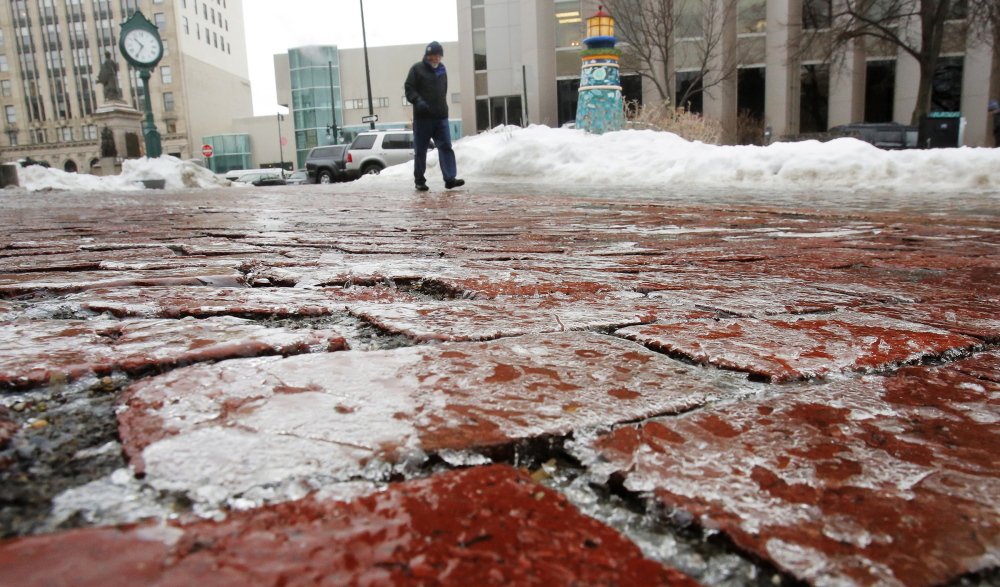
[587,357,1000,586]
[0,465,699,586]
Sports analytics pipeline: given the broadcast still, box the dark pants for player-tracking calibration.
[413,118,457,184]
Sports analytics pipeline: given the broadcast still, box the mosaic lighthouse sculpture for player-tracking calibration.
[575,6,625,134]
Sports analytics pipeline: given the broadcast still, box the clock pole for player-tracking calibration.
[139,68,162,158]
[119,11,164,158]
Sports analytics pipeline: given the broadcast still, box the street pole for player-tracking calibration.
[276,112,285,176]
[139,69,161,158]
[328,60,338,144]
[360,0,375,130]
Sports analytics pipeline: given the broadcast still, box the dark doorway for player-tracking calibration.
[800,64,830,132]
[63,160,78,173]
[557,78,580,127]
[865,60,895,123]
[675,71,703,114]
[737,67,766,144]
[621,74,643,108]
[125,132,142,158]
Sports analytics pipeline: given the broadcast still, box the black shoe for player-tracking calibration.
[415,182,429,191]
[444,178,465,189]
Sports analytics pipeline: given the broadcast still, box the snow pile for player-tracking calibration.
[16,155,230,191]
[382,125,1000,191]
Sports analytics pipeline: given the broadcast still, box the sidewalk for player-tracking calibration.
[1,184,998,586]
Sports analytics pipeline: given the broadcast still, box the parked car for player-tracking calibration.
[224,168,283,181]
[285,169,309,185]
[305,145,348,184]
[829,122,918,150]
[345,130,415,178]
[236,171,287,186]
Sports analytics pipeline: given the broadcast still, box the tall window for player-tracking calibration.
[163,91,174,111]
[7,131,17,145]
[0,55,7,71]
[5,105,15,123]
[160,65,171,83]
[154,13,166,30]
[1,80,10,96]
[183,17,189,33]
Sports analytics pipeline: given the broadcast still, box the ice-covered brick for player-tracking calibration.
[0,267,246,297]
[59,285,411,318]
[0,465,698,586]
[170,238,269,256]
[118,332,727,507]
[584,365,1000,587]
[949,349,1000,383]
[617,311,979,382]
[0,317,346,390]
[859,299,1000,342]
[647,279,861,317]
[919,266,1000,299]
[349,295,714,342]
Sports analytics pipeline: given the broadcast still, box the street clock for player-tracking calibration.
[118,11,163,158]
[119,12,163,69]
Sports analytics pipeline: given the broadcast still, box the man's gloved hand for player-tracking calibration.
[415,100,431,116]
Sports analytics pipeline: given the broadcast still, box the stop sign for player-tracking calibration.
[202,144,214,158]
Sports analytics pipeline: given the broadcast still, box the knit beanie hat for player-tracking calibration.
[425,41,444,57]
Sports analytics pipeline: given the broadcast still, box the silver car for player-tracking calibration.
[345,130,414,178]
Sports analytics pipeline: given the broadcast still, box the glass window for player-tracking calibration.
[383,133,412,149]
[195,23,199,39]
[554,0,582,48]
[166,120,176,133]
[803,0,831,29]
[161,65,172,83]
[213,32,217,47]
[7,131,16,146]
[85,124,97,139]
[1,80,10,96]
[5,105,15,123]
[0,30,5,47]
[471,5,485,29]
[350,134,377,150]
[737,0,767,34]
[473,30,487,70]
[0,55,8,72]
[154,13,166,30]
[163,91,174,111]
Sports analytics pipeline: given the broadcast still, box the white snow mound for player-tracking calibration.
[17,156,230,191]
[379,125,1000,190]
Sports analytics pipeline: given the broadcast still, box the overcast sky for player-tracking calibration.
[242,0,459,116]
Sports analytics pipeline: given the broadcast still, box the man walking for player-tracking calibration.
[405,41,464,191]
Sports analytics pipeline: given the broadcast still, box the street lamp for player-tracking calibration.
[360,0,375,130]
[276,112,285,176]
[326,60,338,145]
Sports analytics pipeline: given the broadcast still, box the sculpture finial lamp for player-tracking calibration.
[575,6,625,134]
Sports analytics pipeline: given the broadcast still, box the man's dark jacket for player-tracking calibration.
[405,59,448,120]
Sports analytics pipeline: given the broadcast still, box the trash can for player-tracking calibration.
[918,112,962,148]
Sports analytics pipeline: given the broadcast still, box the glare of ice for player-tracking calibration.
[437,449,493,467]
[47,468,170,530]
[134,523,185,546]
[17,156,230,191]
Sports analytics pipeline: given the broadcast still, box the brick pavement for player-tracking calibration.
[0,185,997,586]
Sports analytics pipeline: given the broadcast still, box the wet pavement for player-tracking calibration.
[0,181,998,586]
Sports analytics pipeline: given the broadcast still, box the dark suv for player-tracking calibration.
[304,145,349,184]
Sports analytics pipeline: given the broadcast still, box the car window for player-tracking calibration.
[239,174,258,182]
[351,134,377,150]
[310,147,334,158]
[383,133,412,150]
[290,171,307,179]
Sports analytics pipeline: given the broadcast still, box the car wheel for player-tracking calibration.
[318,170,333,184]
[361,163,383,176]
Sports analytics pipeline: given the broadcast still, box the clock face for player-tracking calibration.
[123,29,161,65]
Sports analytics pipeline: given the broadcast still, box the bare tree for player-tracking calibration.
[821,0,958,125]
[604,0,743,111]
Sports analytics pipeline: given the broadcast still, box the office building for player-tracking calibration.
[456,0,998,146]
[0,0,252,172]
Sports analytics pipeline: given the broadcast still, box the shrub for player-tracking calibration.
[624,100,723,144]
